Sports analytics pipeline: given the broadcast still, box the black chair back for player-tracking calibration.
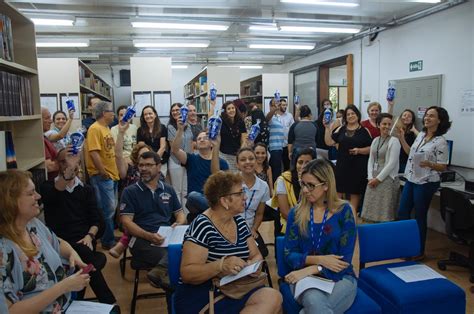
[440,188,474,238]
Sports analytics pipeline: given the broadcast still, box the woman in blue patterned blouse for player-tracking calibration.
[284,159,357,313]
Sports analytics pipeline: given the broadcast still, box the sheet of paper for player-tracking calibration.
[388,264,445,283]
[413,152,428,180]
[40,94,58,116]
[154,92,171,117]
[293,276,335,299]
[156,225,189,247]
[65,300,114,313]
[133,92,152,116]
[219,260,263,286]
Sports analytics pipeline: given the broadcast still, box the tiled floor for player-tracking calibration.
[90,222,473,313]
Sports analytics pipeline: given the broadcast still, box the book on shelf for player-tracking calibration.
[0,131,17,170]
[0,71,34,116]
[0,14,14,62]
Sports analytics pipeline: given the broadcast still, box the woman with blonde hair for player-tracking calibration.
[0,170,90,313]
[284,159,357,313]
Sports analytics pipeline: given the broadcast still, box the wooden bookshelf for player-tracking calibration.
[38,58,113,124]
[240,75,263,105]
[0,1,45,171]
[183,66,240,114]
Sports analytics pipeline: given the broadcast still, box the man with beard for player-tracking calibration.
[120,151,186,288]
[275,98,294,171]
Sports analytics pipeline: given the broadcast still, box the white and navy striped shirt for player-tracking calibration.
[184,214,251,262]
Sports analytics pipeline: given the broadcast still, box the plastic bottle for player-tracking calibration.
[274,90,280,102]
[294,94,300,106]
[248,119,261,142]
[324,107,332,125]
[121,102,136,123]
[208,103,223,140]
[69,127,86,155]
[209,83,217,101]
[180,103,189,123]
[387,81,396,102]
[65,97,75,112]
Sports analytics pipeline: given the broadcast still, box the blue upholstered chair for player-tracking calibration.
[168,244,182,314]
[275,237,381,314]
[358,220,466,314]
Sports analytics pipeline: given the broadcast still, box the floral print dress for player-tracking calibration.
[0,218,70,313]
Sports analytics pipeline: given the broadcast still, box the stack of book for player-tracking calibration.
[0,71,34,116]
[0,14,14,61]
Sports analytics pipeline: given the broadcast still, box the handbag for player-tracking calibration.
[199,273,267,314]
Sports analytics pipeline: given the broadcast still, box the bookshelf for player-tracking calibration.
[183,66,240,115]
[0,1,45,172]
[38,58,113,125]
[240,75,263,106]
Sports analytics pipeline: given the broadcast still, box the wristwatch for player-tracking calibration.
[317,265,323,273]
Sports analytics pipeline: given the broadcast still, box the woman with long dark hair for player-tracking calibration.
[395,109,419,173]
[324,104,372,216]
[254,143,273,196]
[398,106,451,260]
[219,101,247,170]
[136,105,168,176]
[271,148,316,236]
[168,103,194,206]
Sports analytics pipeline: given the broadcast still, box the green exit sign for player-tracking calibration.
[409,60,423,72]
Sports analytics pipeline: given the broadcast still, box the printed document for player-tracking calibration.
[155,225,189,247]
[220,261,263,286]
[388,264,445,283]
[65,301,114,313]
[293,276,335,299]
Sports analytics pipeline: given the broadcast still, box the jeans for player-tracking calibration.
[90,176,118,247]
[397,180,440,254]
[269,150,283,184]
[186,191,209,223]
[130,237,168,268]
[298,275,357,314]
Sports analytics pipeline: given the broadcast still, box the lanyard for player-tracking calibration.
[244,189,256,221]
[309,207,329,254]
[415,134,434,153]
[375,136,388,163]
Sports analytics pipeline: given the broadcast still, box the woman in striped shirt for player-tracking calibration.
[174,171,282,314]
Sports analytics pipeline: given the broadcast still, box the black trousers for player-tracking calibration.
[71,242,116,304]
[282,146,290,171]
[129,237,168,268]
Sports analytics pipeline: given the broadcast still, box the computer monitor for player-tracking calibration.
[446,140,453,166]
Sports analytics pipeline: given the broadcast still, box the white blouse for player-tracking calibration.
[404,131,448,184]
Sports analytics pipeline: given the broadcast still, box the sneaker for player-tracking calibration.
[108,242,125,258]
[147,265,171,291]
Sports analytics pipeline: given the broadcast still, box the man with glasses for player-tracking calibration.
[120,151,186,288]
[171,120,229,222]
[85,101,119,250]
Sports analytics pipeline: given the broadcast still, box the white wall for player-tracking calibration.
[88,64,132,109]
[277,1,474,168]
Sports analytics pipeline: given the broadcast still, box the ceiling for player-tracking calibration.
[7,0,464,66]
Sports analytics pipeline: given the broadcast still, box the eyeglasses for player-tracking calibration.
[221,190,245,198]
[299,181,325,192]
[105,109,114,113]
[138,163,157,169]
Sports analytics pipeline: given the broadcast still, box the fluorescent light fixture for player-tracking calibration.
[281,26,360,33]
[218,65,263,69]
[240,65,263,69]
[131,22,228,31]
[36,41,89,48]
[31,18,74,26]
[171,65,188,69]
[134,41,209,48]
[249,25,279,31]
[249,43,315,50]
[280,0,359,7]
